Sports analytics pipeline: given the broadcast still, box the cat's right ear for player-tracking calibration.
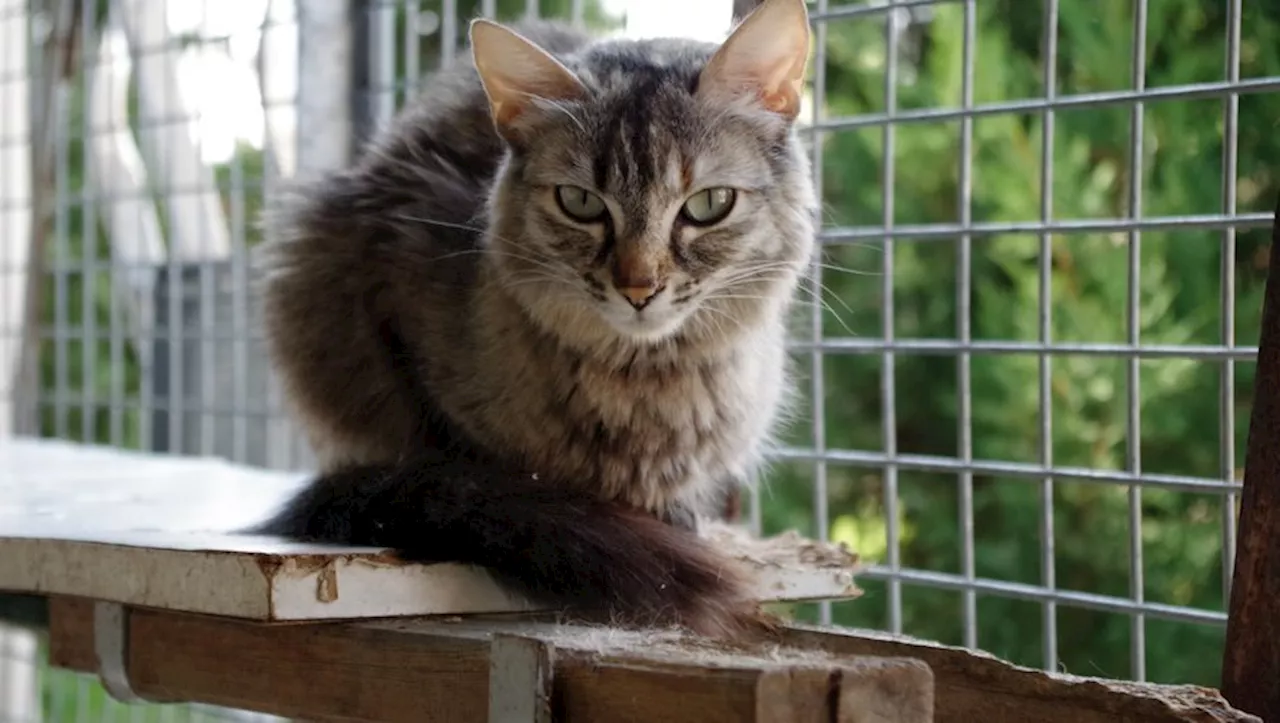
[469,19,587,140]
[697,0,810,120]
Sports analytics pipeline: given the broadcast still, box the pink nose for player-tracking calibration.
[618,284,661,310]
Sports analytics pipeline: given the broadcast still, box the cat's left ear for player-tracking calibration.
[697,0,811,120]
[469,19,587,138]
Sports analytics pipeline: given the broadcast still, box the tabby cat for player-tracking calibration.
[251,0,816,636]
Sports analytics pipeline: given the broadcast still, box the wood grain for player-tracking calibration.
[53,598,490,721]
[781,623,1258,723]
[49,598,933,723]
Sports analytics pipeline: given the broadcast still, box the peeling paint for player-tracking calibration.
[316,563,339,603]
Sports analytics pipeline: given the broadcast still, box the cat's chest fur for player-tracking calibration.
[437,310,788,514]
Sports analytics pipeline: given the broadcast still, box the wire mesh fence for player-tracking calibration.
[1,0,1276,719]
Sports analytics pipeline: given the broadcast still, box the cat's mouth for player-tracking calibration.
[599,299,690,342]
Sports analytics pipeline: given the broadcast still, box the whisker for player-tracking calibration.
[705,289,857,337]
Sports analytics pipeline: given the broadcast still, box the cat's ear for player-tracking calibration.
[697,0,811,120]
[469,19,587,136]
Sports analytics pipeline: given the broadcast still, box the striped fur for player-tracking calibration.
[252,2,816,635]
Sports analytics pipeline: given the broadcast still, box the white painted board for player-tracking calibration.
[0,438,861,621]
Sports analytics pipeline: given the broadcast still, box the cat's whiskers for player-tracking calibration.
[499,271,581,295]
[691,303,753,341]
[389,214,537,253]
[718,259,869,327]
[708,278,857,337]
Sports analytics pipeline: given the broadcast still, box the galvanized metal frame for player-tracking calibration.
[771,0,1261,685]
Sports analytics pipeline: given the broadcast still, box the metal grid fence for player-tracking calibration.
[1,0,1276,718]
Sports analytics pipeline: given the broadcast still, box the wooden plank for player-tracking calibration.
[48,598,934,723]
[1222,193,1280,722]
[1,438,861,621]
[780,623,1260,723]
[53,598,491,720]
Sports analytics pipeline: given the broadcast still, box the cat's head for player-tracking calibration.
[473,0,816,351]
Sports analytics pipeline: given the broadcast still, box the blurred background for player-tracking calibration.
[1,0,1276,719]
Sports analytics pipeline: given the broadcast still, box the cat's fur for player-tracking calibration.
[251,0,816,636]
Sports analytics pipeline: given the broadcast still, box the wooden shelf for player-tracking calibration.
[0,438,862,621]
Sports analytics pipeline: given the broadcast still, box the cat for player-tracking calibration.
[250,0,816,637]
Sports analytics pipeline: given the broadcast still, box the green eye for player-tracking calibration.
[555,185,608,223]
[681,187,736,226]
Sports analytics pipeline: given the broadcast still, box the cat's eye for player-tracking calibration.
[555,185,608,223]
[681,187,736,226]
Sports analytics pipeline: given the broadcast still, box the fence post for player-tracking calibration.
[259,0,361,471]
[1222,194,1280,721]
[295,0,358,178]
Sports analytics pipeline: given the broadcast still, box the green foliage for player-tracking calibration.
[762,0,1277,687]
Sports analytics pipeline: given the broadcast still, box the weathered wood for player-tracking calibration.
[781,623,1260,723]
[0,438,862,622]
[48,598,934,723]
[1222,193,1280,722]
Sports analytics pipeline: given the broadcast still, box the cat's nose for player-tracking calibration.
[617,284,662,310]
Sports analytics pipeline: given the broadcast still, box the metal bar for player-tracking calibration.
[804,77,1280,134]
[812,0,960,23]
[196,0,215,459]
[371,0,396,130]
[860,566,1227,626]
[1125,0,1148,683]
[302,1,357,162]
[1038,0,1060,674]
[53,74,69,439]
[772,447,1243,495]
[93,602,144,703]
[406,0,422,85]
[788,338,1259,361]
[440,0,456,70]
[488,635,554,723]
[1221,192,1280,722]
[1219,0,1242,605]
[35,327,1265,361]
[882,0,902,636]
[956,0,976,651]
[230,127,249,464]
[819,211,1274,244]
[810,0,832,627]
[79,0,95,444]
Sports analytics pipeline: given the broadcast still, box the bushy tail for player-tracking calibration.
[248,455,765,636]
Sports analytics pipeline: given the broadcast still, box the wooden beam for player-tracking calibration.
[1222,194,1280,721]
[48,598,934,723]
[780,624,1260,723]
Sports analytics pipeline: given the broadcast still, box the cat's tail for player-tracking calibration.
[247,455,768,637]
